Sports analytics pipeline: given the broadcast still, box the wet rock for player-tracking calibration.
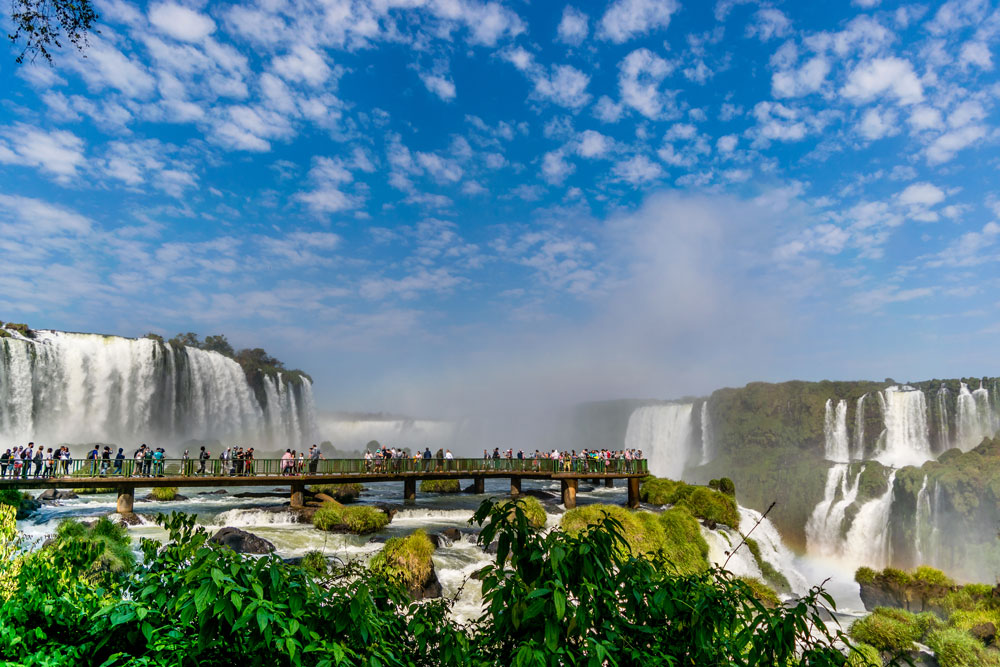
[440,528,461,542]
[484,540,499,555]
[117,512,144,526]
[314,493,337,504]
[233,491,286,499]
[36,489,78,502]
[972,622,997,646]
[16,496,41,519]
[139,493,189,502]
[208,527,276,554]
[198,489,228,495]
[418,567,443,600]
[702,518,718,530]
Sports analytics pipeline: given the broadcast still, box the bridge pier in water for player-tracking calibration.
[404,478,416,504]
[116,486,134,514]
[473,477,484,494]
[605,478,614,488]
[627,477,640,509]
[510,477,521,497]
[290,483,305,509]
[560,479,578,509]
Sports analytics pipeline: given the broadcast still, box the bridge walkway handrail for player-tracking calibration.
[0,457,649,481]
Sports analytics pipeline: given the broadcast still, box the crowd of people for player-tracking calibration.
[0,443,645,479]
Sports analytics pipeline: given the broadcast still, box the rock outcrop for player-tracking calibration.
[209,527,276,554]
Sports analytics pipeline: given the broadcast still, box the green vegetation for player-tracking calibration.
[52,517,136,578]
[561,504,710,574]
[149,486,178,501]
[310,483,362,501]
[300,551,328,578]
[0,499,901,666]
[0,488,39,518]
[639,477,740,530]
[855,461,889,502]
[745,538,791,594]
[312,503,390,534]
[497,496,546,529]
[738,576,780,608]
[849,607,921,654]
[420,479,461,493]
[72,487,115,494]
[4,322,34,338]
[927,627,1000,667]
[845,643,882,667]
[369,530,436,596]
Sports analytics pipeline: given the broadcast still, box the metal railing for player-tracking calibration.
[0,456,648,480]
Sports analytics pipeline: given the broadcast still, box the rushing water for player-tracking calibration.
[623,404,694,479]
[876,387,932,467]
[823,400,850,463]
[0,331,316,449]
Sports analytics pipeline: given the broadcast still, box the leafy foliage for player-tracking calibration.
[312,502,389,534]
[149,487,179,501]
[311,483,362,501]
[849,607,922,654]
[369,530,436,597]
[419,479,462,493]
[496,496,547,529]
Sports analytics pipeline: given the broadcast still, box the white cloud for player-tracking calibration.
[908,106,943,131]
[503,46,534,71]
[532,65,591,109]
[960,41,993,70]
[612,154,663,183]
[577,130,611,158]
[747,9,791,41]
[542,150,575,184]
[897,182,945,206]
[925,124,987,164]
[273,45,331,86]
[858,107,900,140]
[599,0,679,43]
[772,56,830,98]
[841,57,923,105]
[751,101,810,144]
[0,194,93,235]
[0,125,86,181]
[594,96,624,123]
[295,156,361,214]
[70,37,156,99]
[948,100,986,128]
[618,48,673,119]
[416,151,463,183]
[149,3,216,42]
[557,6,589,45]
[716,134,738,153]
[927,221,1000,268]
[421,73,456,101]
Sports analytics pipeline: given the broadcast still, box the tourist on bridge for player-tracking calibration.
[87,445,100,476]
[308,445,323,474]
[197,446,210,475]
[114,448,125,475]
[99,446,111,477]
[281,449,294,475]
[423,447,432,472]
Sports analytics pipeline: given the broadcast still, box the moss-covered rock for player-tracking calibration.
[848,607,921,654]
[638,477,739,530]
[927,627,1000,667]
[310,483,362,502]
[658,507,710,574]
[855,461,889,503]
[845,643,881,667]
[149,487,179,501]
[312,503,389,534]
[640,478,682,505]
[497,496,546,529]
[744,538,791,594]
[369,530,440,600]
[739,576,780,608]
[419,479,461,493]
[854,565,992,618]
[5,323,34,338]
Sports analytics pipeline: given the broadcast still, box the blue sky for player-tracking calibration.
[1,0,998,415]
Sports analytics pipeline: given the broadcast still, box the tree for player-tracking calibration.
[202,334,235,357]
[168,332,201,348]
[235,347,284,370]
[8,0,99,64]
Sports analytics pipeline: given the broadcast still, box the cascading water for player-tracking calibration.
[914,475,933,567]
[841,471,896,569]
[852,394,866,460]
[876,386,932,467]
[805,464,862,558]
[935,386,950,453]
[624,403,694,479]
[0,330,315,449]
[956,382,997,450]
[823,399,850,462]
[700,401,713,465]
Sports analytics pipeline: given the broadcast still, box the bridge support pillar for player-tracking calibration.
[473,477,484,494]
[290,483,305,509]
[404,478,416,504]
[510,477,521,497]
[627,478,640,509]
[561,479,577,509]
[605,478,614,488]
[116,486,134,514]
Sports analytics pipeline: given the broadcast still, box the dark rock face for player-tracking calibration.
[971,622,997,646]
[16,496,41,519]
[139,493,189,502]
[37,489,78,501]
[858,577,955,617]
[414,567,442,600]
[118,512,145,526]
[198,489,228,495]
[208,527,276,554]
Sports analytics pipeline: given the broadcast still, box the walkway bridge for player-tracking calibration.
[0,458,649,512]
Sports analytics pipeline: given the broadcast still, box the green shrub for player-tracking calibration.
[916,611,944,637]
[640,477,682,505]
[5,323,33,338]
[855,566,877,585]
[949,609,1000,632]
[73,488,116,494]
[310,483,362,501]
[845,643,882,667]
[312,503,389,534]
[677,486,740,530]
[561,505,665,558]
[52,516,136,577]
[849,607,921,653]
[419,479,461,493]
[0,489,25,508]
[739,577,780,608]
[914,565,954,587]
[717,477,735,496]
[369,529,435,594]
[497,497,546,529]
[927,627,1000,667]
[657,507,710,574]
[300,551,327,577]
[150,487,178,501]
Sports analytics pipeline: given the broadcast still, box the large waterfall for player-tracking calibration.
[956,382,997,451]
[823,399,850,462]
[0,331,316,449]
[876,386,933,467]
[624,403,694,479]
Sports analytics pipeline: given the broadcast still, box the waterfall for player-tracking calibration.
[841,471,896,569]
[700,400,713,465]
[877,386,932,467]
[955,382,996,451]
[852,394,866,460]
[805,463,863,558]
[739,507,809,594]
[914,475,931,566]
[0,330,315,449]
[935,386,950,453]
[624,403,694,479]
[823,399,850,462]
